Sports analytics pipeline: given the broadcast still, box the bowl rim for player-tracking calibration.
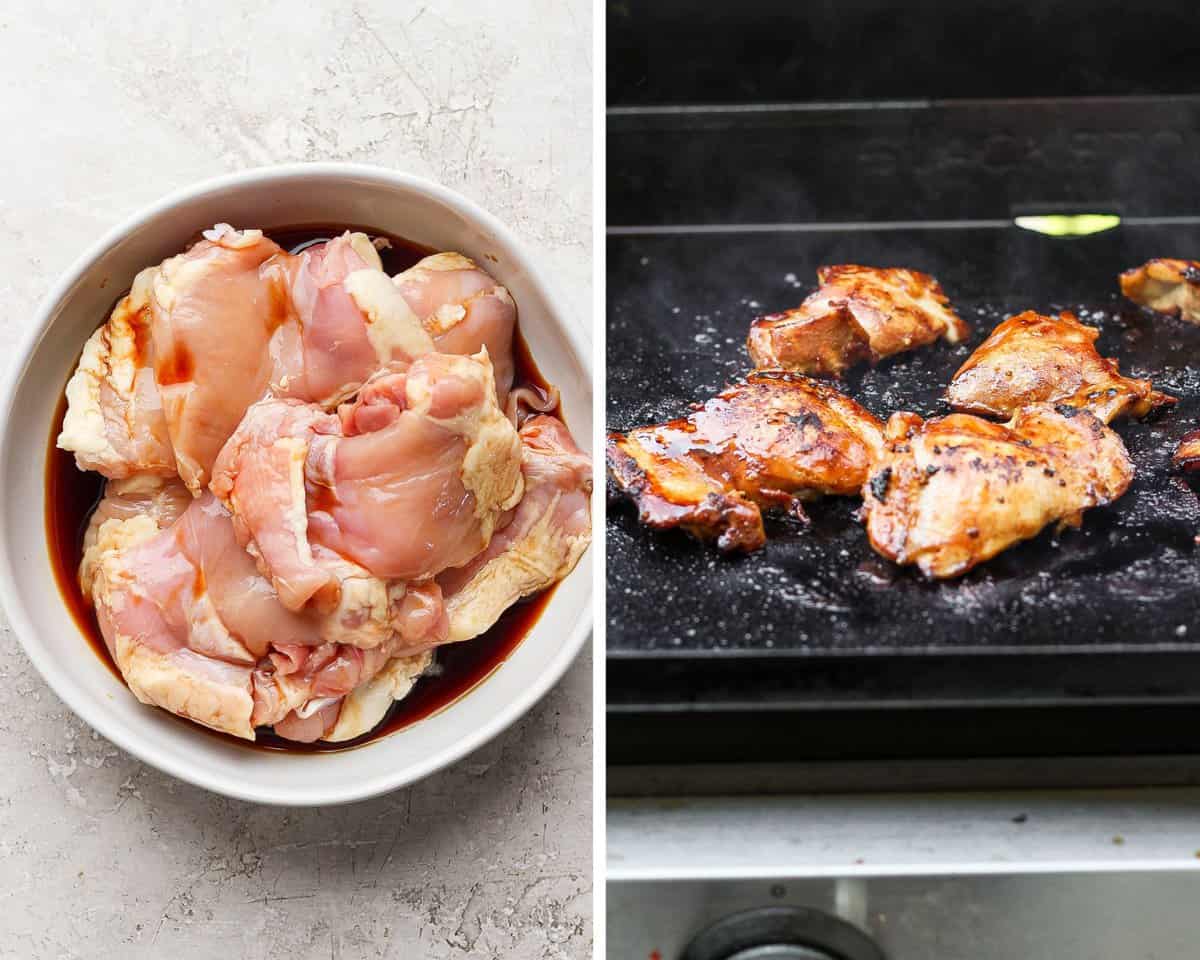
[0,162,594,806]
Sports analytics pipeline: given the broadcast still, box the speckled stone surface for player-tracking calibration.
[0,2,592,957]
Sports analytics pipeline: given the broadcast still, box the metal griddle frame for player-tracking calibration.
[606,72,1200,784]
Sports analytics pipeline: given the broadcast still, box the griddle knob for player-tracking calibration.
[681,906,885,960]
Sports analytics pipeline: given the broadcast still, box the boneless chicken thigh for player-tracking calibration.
[58,225,589,744]
[394,253,518,403]
[748,265,968,376]
[151,226,438,492]
[439,415,592,644]
[58,268,176,478]
[90,492,444,740]
[211,350,524,598]
[861,404,1134,579]
[58,229,518,490]
[607,372,884,552]
[946,310,1173,423]
[1120,258,1200,324]
[80,474,192,596]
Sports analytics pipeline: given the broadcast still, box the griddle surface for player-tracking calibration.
[607,225,1200,656]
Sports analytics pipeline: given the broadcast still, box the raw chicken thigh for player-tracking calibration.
[79,474,192,597]
[57,224,589,744]
[211,350,524,597]
[59,228,515,491]
[90,492,444,741]
[58,268,175,478]
[440,415,593,644]
[394,253,518,403]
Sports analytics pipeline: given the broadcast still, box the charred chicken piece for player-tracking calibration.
[1120,259,1200,324]
[1174,430,1200,473]
[747,265,968,376]
[607,372,884,552]
[946,310,1174,423]
[862,403,1134,579]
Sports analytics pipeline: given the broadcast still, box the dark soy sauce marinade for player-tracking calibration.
[46,223,558,752]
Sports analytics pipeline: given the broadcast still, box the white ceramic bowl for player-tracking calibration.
[0,163,593,805]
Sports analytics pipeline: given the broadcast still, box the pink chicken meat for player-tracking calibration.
[60,225,590,744]
[59,227,519,490]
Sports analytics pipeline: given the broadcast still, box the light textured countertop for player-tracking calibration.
[0,2,592,957]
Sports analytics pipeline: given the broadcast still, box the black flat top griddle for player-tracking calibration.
[606,94,1200,768]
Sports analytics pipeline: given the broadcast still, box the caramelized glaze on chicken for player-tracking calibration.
[747,265,968,376]
[1120,259,1200,324]
[607,372,884,552]
[1174,430,1200,472]
[947,310,1174,423]
[862,404,1134,579]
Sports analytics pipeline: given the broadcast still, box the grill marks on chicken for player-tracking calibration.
[607,373,884,552]
[861,404,1134,579]
[1120,258,1200,324]
[747,265,968,376]
[947,310,1174,423]
[59,224,590,743]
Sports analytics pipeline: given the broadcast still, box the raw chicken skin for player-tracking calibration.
[150,226,287,492]
[57,267,175,478]
[278,232,433,405]
[61,226,431,489]
[394,253,517,403]
[60,226,587,744]
[90,493,446,740]
[321,651,433,743]
[80,474,191,596]
[439,415,592,644]
[213,351,524,596]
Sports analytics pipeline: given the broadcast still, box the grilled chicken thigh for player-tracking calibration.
[607,372,884,552]
[947,310,1174,423]
[1174,431,1200,472]
[1120,258,1200,323]
[747,265,968,376]
[862,404,1134,579]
